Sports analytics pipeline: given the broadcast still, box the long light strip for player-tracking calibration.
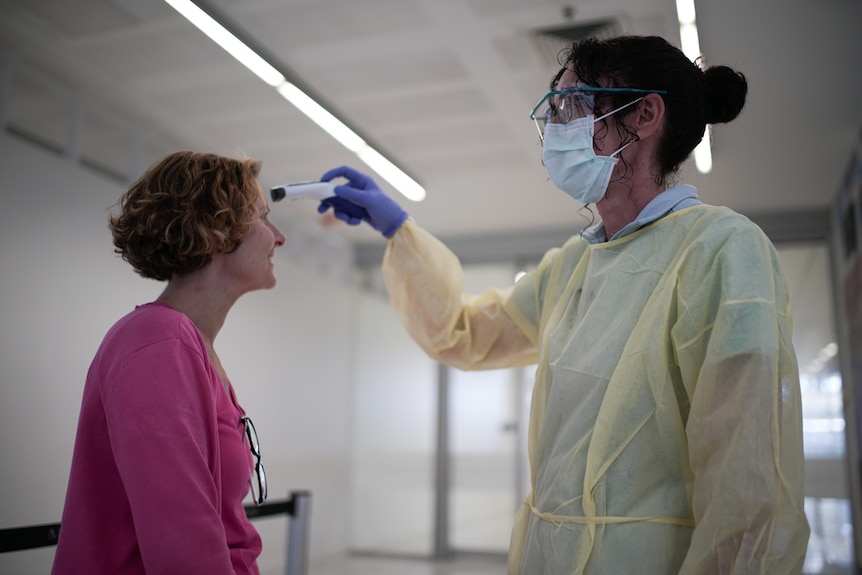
[276,83,366,152]
[162,0,426,201]
[356,147,427,202]
[162,0,284,87]
[675,0,712,174]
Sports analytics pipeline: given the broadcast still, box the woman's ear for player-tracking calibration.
[635,93,665,140]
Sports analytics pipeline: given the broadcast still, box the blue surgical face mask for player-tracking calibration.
[542,97,642,204]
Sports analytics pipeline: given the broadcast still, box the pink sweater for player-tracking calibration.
[53,303,262,574]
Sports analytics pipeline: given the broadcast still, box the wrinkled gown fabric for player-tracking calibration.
[382,205,809,574]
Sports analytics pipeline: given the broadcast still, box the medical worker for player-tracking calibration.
[319,36,810,573]
[53,151,285,574]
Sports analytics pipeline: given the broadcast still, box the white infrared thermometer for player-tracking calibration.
[270,180,370,221]
[270,181,337,202]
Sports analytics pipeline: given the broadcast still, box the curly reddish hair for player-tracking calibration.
[110,151,263,281]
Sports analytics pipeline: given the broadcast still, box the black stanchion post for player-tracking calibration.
[285,491,311,575]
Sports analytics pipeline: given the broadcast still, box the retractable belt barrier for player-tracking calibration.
[0,490,312,575]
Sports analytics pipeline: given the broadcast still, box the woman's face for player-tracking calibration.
[221,185,286,293]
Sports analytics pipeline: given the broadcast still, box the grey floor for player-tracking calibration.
[261,552,853,575]
[297,553,850,575]
[262,554,508,575]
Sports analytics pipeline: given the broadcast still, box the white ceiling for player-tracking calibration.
[1,0,860,370]
[3,0,861,243]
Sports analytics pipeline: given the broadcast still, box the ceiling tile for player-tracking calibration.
[12,0,137,36]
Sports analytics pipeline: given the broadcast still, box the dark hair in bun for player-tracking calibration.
[556,35,748,184]
[703,65,747,125]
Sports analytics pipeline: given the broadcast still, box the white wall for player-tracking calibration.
[350,292,437,555]
[0,133,358,574]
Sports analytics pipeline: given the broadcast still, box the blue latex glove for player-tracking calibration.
[318,166,408,238]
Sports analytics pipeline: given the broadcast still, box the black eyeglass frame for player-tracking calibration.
[241,415,267,506]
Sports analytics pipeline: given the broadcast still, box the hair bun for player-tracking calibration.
[703,65,748,124]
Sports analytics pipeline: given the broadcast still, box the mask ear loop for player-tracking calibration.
[593,96,644,158]
[593,96,644,124]
[610,139,637,158]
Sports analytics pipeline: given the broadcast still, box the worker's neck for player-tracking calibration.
[596,177,664,239]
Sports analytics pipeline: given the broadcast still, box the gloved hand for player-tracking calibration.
[318,166,408,238]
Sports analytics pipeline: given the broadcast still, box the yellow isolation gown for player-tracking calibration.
[381,204,809,574]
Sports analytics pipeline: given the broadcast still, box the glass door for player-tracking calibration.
[448,366,520,552]
[349,289,438,556]
[777,242,854,573]
[447,263,525,554]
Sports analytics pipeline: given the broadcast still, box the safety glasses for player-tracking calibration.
[241,415,267,506]
[530,86,667,140]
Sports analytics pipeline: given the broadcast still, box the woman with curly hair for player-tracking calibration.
[53,151,285,575]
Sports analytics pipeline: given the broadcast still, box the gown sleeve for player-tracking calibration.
[382,218,540,370]
[672,224,810,573]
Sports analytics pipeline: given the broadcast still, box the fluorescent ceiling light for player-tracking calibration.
[675,2,712,174]
[356,147,426,202]
[694,128,713,173]
[678,23,702,65]
[162,0,284,86]
[278,83,425,200]
[163,0,425,202]
[276,83,366,152]
[675,0,697,25]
